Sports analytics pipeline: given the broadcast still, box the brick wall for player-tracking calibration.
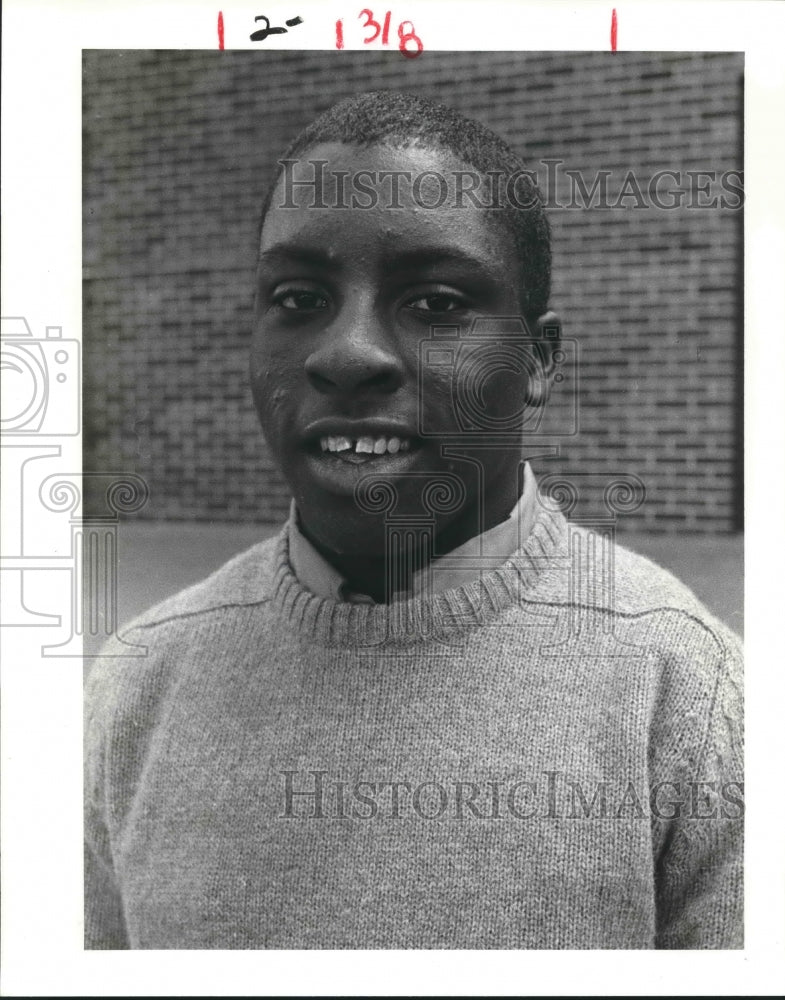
[83,50,743,533]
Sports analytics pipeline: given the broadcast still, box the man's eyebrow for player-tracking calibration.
[257,243,507,284]
[386,247,504,282]
[257,244,341,270]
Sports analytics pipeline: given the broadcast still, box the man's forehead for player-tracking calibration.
[260,140,517,268]
[266,139,503,215]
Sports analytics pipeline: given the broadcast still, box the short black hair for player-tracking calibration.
[258,90,551,318]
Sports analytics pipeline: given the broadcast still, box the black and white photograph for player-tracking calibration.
[82,48,744,950]
[2,0,785,995]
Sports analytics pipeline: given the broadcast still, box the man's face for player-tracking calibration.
[251,142,538,556]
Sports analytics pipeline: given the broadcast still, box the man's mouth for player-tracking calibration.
[302,417,422,465]
[300,419,424,492]
[318,434,413,462]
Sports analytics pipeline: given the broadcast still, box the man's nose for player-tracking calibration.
[304,299,403,395]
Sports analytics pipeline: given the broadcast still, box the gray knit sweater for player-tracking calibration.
[84,506,743,949]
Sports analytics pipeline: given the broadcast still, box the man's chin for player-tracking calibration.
[298,444,426,500]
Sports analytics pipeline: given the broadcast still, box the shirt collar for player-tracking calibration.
[288,462,539,604]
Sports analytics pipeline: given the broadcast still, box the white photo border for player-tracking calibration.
[1,0,784,995]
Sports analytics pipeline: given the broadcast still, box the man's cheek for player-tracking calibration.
[250,358,301,436]
[419,370,458,433]
[486,369,530,412]
[465,367,532,429]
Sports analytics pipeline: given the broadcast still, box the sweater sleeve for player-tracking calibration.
[650,621,744,949]
[84,639,133,949]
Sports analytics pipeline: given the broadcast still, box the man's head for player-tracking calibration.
[257,90,552,320]
[251,91,559,578]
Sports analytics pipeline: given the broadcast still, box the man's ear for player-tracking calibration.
[526,309,561,406]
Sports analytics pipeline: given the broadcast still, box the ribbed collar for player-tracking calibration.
[270,500,567,648]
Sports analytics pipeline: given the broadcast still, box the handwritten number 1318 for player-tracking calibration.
[336,10,423,57]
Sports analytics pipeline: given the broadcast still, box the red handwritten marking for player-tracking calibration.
[335,11,422,57]
[611,8,617,51]
[398,19,423,58]
[218,10,225,49]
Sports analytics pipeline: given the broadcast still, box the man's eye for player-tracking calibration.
[407,293,465,313]
[273,289,329,311]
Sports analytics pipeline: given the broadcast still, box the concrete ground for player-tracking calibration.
[85,522,743,657]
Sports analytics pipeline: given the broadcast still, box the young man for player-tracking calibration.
[85,92,743,949]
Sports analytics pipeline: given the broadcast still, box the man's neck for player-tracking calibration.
[299,535,415,604]
[290,464,539,604]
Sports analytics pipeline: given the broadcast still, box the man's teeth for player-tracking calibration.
[319,435,410,455]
